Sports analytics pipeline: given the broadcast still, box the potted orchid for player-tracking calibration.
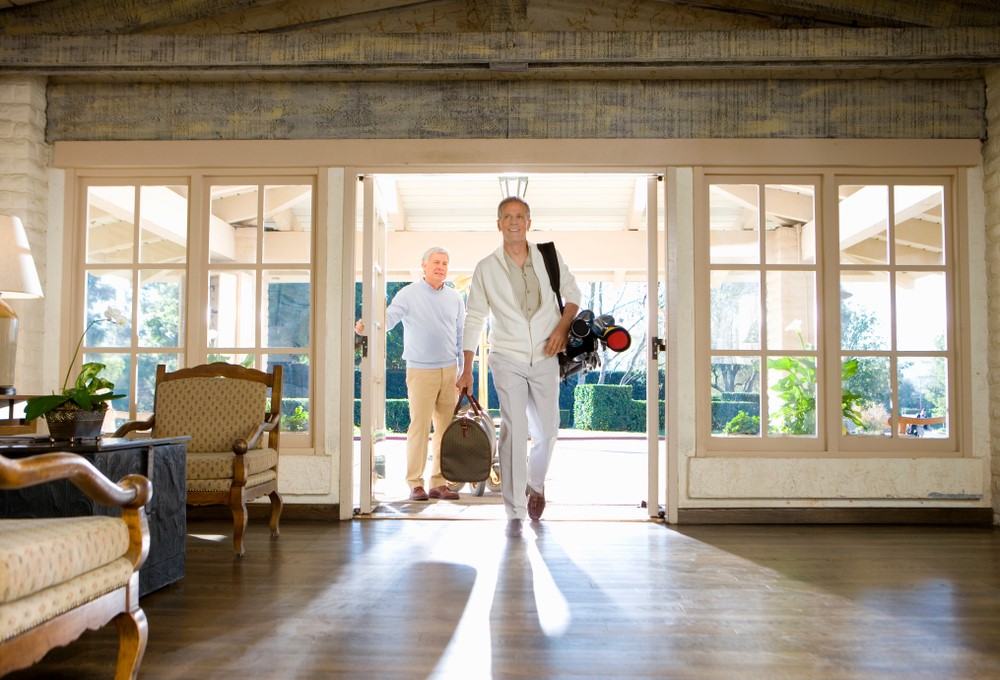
[25,307,128,438]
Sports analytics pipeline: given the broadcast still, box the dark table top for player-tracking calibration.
[0,435,190,457]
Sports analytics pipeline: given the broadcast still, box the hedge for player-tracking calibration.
[573,384,645,432]
[711,400,760,431]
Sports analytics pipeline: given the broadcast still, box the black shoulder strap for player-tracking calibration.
[537,241,564,313]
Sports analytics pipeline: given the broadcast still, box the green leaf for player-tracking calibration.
[24,394,71,420]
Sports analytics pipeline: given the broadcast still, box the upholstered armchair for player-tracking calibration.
[0,451,152,679]
[114,362,283,557]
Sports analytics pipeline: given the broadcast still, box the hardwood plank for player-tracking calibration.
[6,518,1000,679]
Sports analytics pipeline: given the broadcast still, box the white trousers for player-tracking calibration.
[489,352,561,520]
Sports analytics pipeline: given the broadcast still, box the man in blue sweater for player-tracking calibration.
[357,246,466,501]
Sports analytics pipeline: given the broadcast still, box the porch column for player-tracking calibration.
[984,66,1000,526]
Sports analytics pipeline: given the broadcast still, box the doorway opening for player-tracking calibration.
[352,172,665,521]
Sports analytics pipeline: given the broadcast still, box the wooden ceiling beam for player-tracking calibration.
[0,28,997,81]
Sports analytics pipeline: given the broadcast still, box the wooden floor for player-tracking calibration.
[8,517,1000,679]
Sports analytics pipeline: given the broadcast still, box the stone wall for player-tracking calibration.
[0,76,48,394]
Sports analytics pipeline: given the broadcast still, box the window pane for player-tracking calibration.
[765,184,815,264]
[842,356,891,437]
[268,353,310,434]
[264,271,311,349]
[896,272,946,351]
[766,271,816,351]
[210,185,258,264]
[263,185,312,264]
[711,271,760,350]
[711,356,760,436]
[85,271,132,348]
[894,185,944,266]
[87,186,134,264]
[207,353,255,367]
[83,351,130,431]
[209,270,256,348]
[898,357,948,438]
[840,274,890,351]
[136,353,180,417]
[138,185,188,264]
[767,355,817,437]
[839,184,888,264]
[139,270,184,348]
[710,184,759,264]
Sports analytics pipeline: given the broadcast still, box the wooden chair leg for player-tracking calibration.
[113,607,148,680]
[231,496,248,557]
[269,489,283,538]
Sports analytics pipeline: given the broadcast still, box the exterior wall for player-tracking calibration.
[986,67,1000,526]
[0,76,48,395]
[45,79,985,142]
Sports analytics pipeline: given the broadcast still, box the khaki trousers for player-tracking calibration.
[405,365,458,489]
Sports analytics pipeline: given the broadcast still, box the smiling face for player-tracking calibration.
[497,197,531,247]
[422,250,450,289]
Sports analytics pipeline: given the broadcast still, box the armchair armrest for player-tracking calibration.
[0,452,153,568]
[112,415,155,438]
[238,413,280,454]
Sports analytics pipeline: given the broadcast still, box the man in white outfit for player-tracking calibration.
[456,196,581,537]
[357,246,465,501]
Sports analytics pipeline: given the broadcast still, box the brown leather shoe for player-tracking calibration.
[527,488,546,521]
[409,486,429,501]
[428,485,460,500]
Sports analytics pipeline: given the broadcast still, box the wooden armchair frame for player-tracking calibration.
[0,452,152,679]
[114,362,283,556]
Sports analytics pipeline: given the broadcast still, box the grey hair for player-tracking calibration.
[497,196,531,219]
[422,246,450,264]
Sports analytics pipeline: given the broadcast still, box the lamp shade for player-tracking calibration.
[0,215,43,299]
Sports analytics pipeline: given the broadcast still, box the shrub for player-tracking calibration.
[858,401,890,434]
[573,384,643,431]
[724,410,760,435]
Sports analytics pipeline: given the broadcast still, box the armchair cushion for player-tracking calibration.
[0,517,130,605]
[154,377,267,453]
[185,448,279,481]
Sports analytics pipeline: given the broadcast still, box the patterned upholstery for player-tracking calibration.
[186,448,278,480]
[111,362,284,556]
[154,378,266,453]
[0,517,129,605]
[0,516,133,640]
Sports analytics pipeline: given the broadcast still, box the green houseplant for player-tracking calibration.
[25,307,127,438]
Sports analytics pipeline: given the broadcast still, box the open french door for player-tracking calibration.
[645,174,666,518]
[355,175,388,515]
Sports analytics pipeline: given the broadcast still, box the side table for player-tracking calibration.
[0,394,40,436]
[0,436,189,596]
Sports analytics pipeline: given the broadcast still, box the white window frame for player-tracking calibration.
[696,167,965,458]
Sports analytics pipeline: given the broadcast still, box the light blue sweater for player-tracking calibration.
[386,278,465,370]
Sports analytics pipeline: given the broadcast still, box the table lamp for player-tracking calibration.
[0,215,44,395]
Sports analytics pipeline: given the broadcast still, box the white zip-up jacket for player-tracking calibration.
[463,243,581,365]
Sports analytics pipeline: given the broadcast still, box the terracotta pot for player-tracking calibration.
[44,406,107,441]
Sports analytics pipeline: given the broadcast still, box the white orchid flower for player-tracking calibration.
[103,306,127,326]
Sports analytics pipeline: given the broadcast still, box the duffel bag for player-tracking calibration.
[440,389,496,483]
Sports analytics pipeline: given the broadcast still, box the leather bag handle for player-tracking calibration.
[454,388,486,418]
